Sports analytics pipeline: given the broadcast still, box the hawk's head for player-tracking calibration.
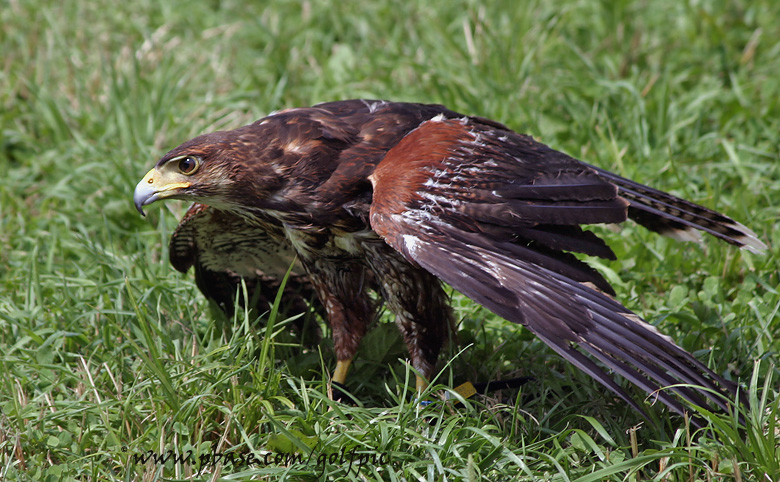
[133,126,284,216]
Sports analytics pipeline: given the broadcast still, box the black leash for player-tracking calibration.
[331,376,535,404]
[448,376,535,401]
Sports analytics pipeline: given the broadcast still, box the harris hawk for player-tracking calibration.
[134,99,765,421]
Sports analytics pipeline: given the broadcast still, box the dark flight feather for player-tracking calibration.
[371,218,741,419]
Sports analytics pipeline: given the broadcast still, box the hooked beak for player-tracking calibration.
[133,168,191,216]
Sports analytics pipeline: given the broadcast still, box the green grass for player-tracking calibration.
[2,0,779,480]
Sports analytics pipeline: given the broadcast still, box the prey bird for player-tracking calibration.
[168,202,323,343]
[134,100,765,421]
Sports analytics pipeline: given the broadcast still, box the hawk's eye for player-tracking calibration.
[178,156,200,175]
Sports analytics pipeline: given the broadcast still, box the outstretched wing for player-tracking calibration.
[369,117,743,418]
[170,204,321,339]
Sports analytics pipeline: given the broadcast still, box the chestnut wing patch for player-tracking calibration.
[370,119,625,290]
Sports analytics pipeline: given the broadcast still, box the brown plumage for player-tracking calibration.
[134,99,765,422]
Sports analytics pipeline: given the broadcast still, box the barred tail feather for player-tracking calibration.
[587,164,767,254]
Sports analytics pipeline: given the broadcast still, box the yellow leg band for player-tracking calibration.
[452,381,477,399]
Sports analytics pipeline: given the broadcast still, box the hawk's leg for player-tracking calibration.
[302,257,376,393]
[363,242,454,393]
[333,358,352,385]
